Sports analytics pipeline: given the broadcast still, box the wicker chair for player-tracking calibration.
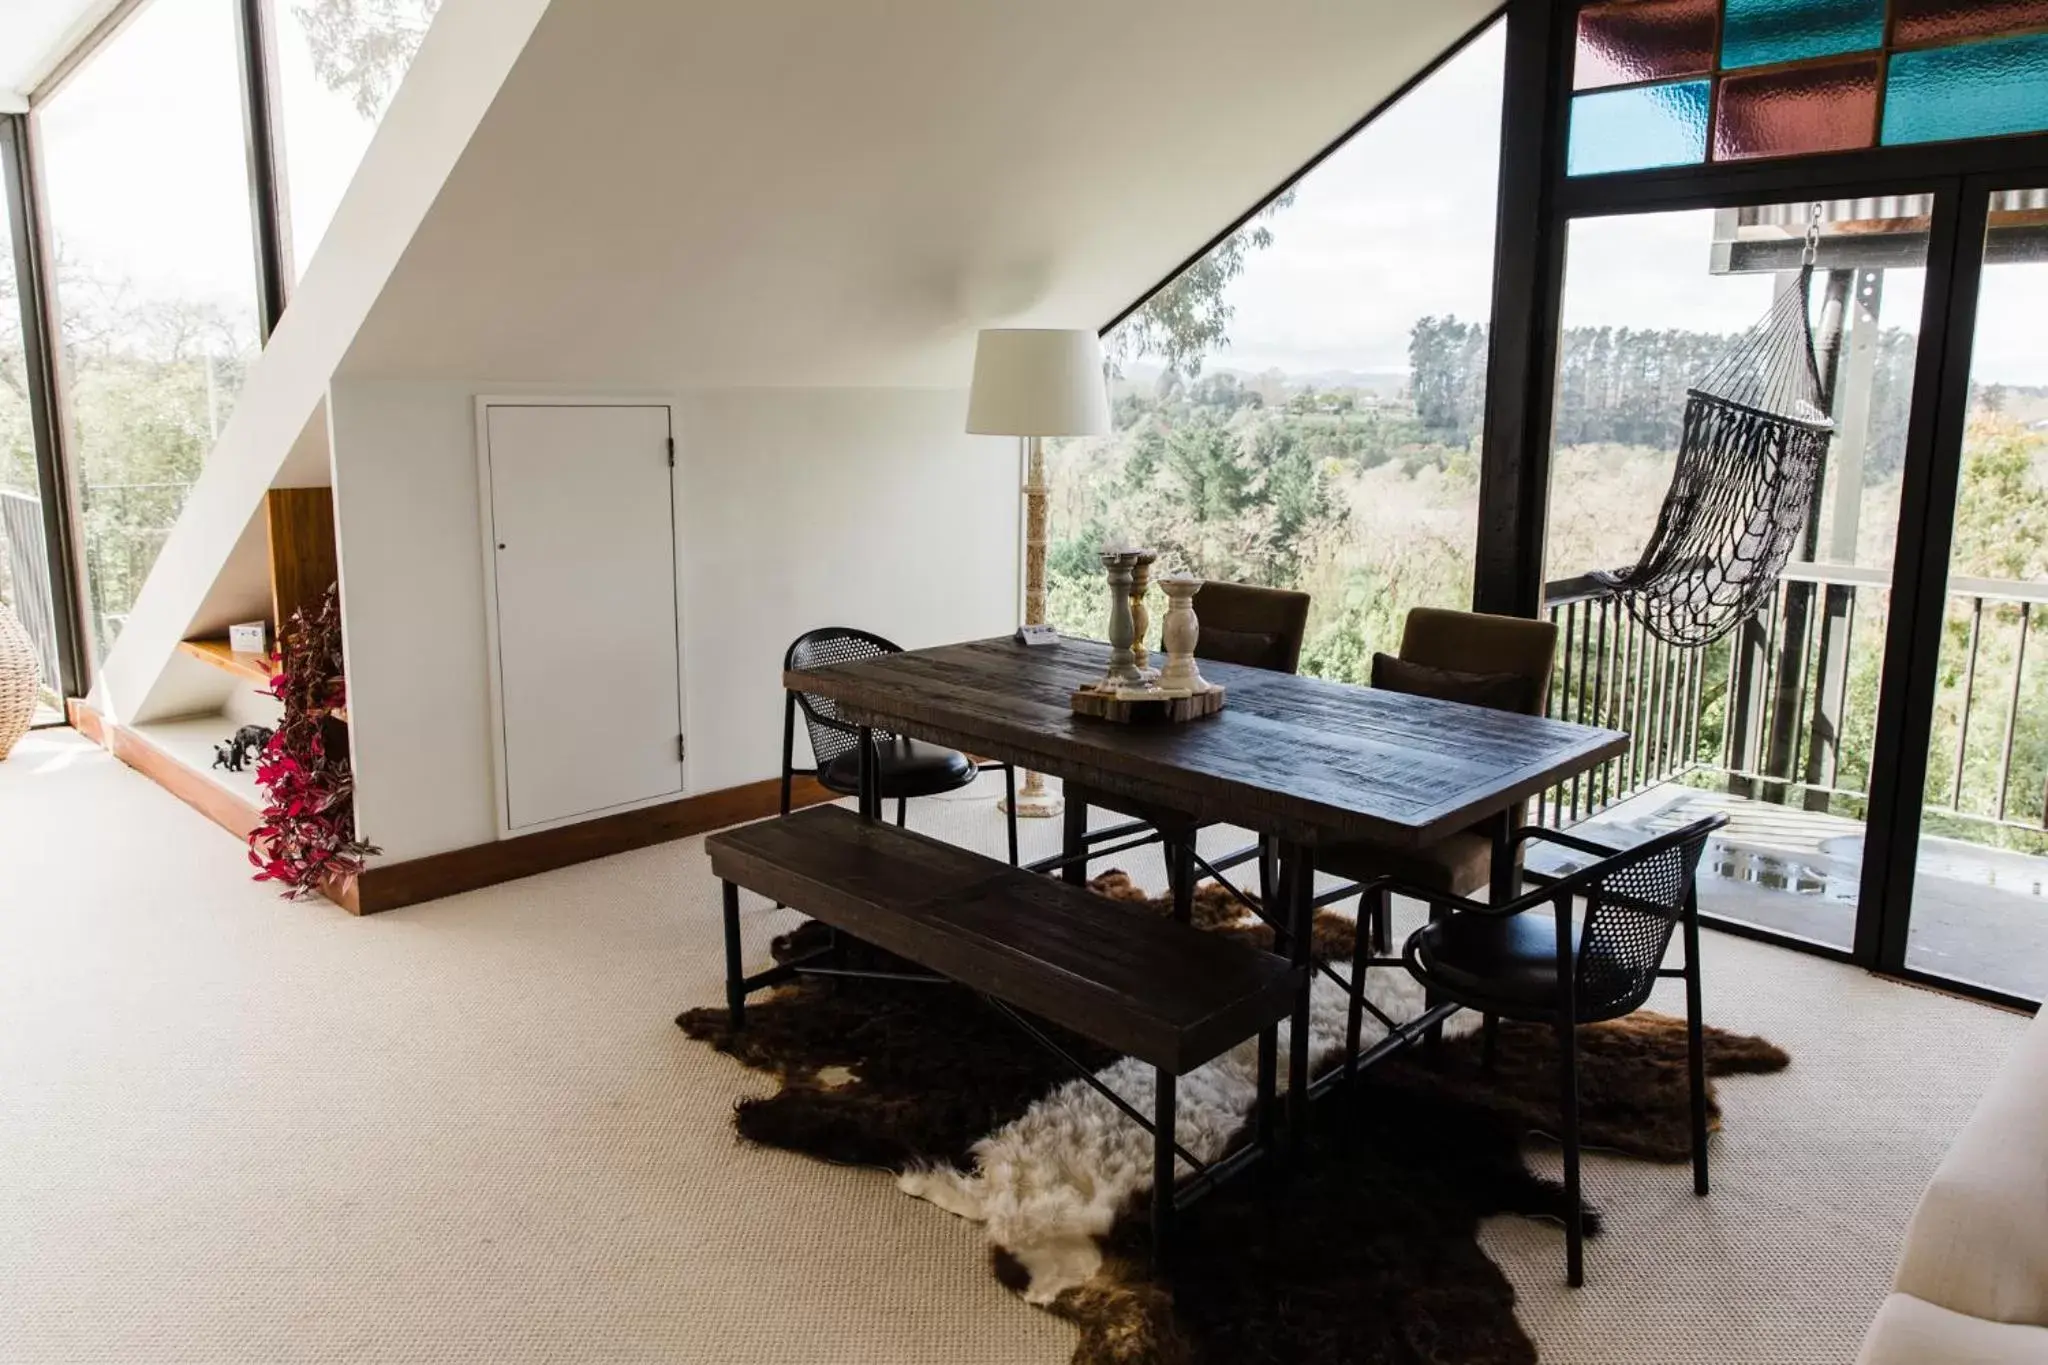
[780,627,1017,864]
[1368,813,1727,1286]
[0,602,41,761]
[1052,582,1310,917]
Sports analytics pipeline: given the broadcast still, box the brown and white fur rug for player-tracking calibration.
[679,874,1789,1365]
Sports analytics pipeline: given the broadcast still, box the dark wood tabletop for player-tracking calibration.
[787,635,1628,847]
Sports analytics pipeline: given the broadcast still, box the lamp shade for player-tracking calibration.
[965,329,1112,437]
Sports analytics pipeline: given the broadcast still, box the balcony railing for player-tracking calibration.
[0,489,62,692]
[1538,562,2048,839]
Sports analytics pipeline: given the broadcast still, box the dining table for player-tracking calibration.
[785,633,1629,1144]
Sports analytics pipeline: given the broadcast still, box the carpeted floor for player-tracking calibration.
[0,730,2031,1364]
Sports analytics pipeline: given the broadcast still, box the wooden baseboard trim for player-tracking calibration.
[67,698,361,913]
[69,695,833,917]
[353,776,838,914]
[70,697,262,840]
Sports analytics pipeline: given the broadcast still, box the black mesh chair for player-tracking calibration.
[780,628,1018,865]
[1357,813,1727,1287]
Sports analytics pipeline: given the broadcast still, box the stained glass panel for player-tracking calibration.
[1893,0,2048,48]
[1568,79,1712,175]
[1575,0,1718,90]
[1883,31,2048,145]
[1714,56,1879,159]
[1720,0,1886,70]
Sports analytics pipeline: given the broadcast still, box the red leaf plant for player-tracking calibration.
[248,585,379,898]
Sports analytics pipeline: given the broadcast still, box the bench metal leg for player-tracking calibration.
[722,880,746,1028]
[1153,1068,1176,1264]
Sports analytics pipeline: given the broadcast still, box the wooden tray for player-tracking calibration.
[1070,684,1225,724]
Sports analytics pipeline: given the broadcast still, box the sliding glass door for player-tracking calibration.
[1537,198,1929,956]
[1898,189,2048,1003]
[1527,176,2048,1006]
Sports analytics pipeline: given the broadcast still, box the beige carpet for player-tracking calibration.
[0,730,2029,1364]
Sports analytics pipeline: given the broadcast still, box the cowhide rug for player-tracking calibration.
[678,873,1789,1365]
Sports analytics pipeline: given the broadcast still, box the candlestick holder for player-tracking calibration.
[1128,549,1158,675]
[1070,571,1224,724]
[1157,575,1212,694]
[1099,550,1147,688]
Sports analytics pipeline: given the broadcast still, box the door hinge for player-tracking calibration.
[666,436,676,467]
[677,734,687,762]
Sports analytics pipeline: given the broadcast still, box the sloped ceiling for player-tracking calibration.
[340,0,1494,388]
[0,0,118,96]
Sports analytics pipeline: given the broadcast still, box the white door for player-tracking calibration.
[482,403,683,832]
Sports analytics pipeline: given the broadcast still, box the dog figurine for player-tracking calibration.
[212,724,276,774]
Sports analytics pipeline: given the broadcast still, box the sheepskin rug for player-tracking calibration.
[677,874,1789,1365]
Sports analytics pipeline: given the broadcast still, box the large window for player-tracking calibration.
[1046,22,1505,682]
[1,214,61,715]
[37,0,263,661]
[269,0,440,278]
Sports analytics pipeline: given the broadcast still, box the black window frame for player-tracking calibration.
[1477,0,2048,1012]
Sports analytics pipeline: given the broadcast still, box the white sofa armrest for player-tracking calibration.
[1894,1008,2048,1326]
[1857,1294,2048,1365]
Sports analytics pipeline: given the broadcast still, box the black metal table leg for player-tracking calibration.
[1255,1025,1278,1151]
[1060,795,1089,885]
[1168,835,1196,924]
[857,726,880,820]
[721,879,745,1027]
[1279,839,1315,1153]
[1488,808,1518,904]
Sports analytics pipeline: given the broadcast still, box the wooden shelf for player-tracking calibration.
[176,638,348,724]
[179,637,279,685]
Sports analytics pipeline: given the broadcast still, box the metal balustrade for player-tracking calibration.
[0,489,62,693]
[1539,562,2048,838]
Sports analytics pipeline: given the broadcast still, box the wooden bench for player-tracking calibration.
[706,804,1303,1254]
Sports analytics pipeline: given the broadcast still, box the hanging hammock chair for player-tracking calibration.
[1590,264,1834,648]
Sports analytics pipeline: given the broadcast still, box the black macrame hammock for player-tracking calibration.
[1591,265,1834,648]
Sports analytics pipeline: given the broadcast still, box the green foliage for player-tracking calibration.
[1408,315,1920,470]
[292,0,442,119]
[1105,193,1295,381]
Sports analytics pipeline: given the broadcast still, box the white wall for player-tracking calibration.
[330,380,1015,862]
[94,0,554,724]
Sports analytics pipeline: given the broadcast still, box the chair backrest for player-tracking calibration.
[1195,581,1312,674]
[784,627,901,766]
[1399,607,1558,715]
[1570,815,1723,1020]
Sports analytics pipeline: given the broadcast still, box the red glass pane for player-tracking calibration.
[1894,0,2048,47]
[1574,0,1718,91]
[1713,57,1880,161]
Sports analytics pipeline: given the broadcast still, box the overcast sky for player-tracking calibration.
[33,0,388,322]
[1209,21,2048,387]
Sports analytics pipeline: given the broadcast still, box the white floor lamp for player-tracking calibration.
[967,328,1112,817]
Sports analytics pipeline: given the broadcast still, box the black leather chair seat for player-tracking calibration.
[817,737,978,800]
[1410,910,1577,1012]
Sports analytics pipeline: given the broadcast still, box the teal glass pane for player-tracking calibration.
[1883,32,2048,145]
[1567,80,1711,176]
[1720,0,1885,70]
